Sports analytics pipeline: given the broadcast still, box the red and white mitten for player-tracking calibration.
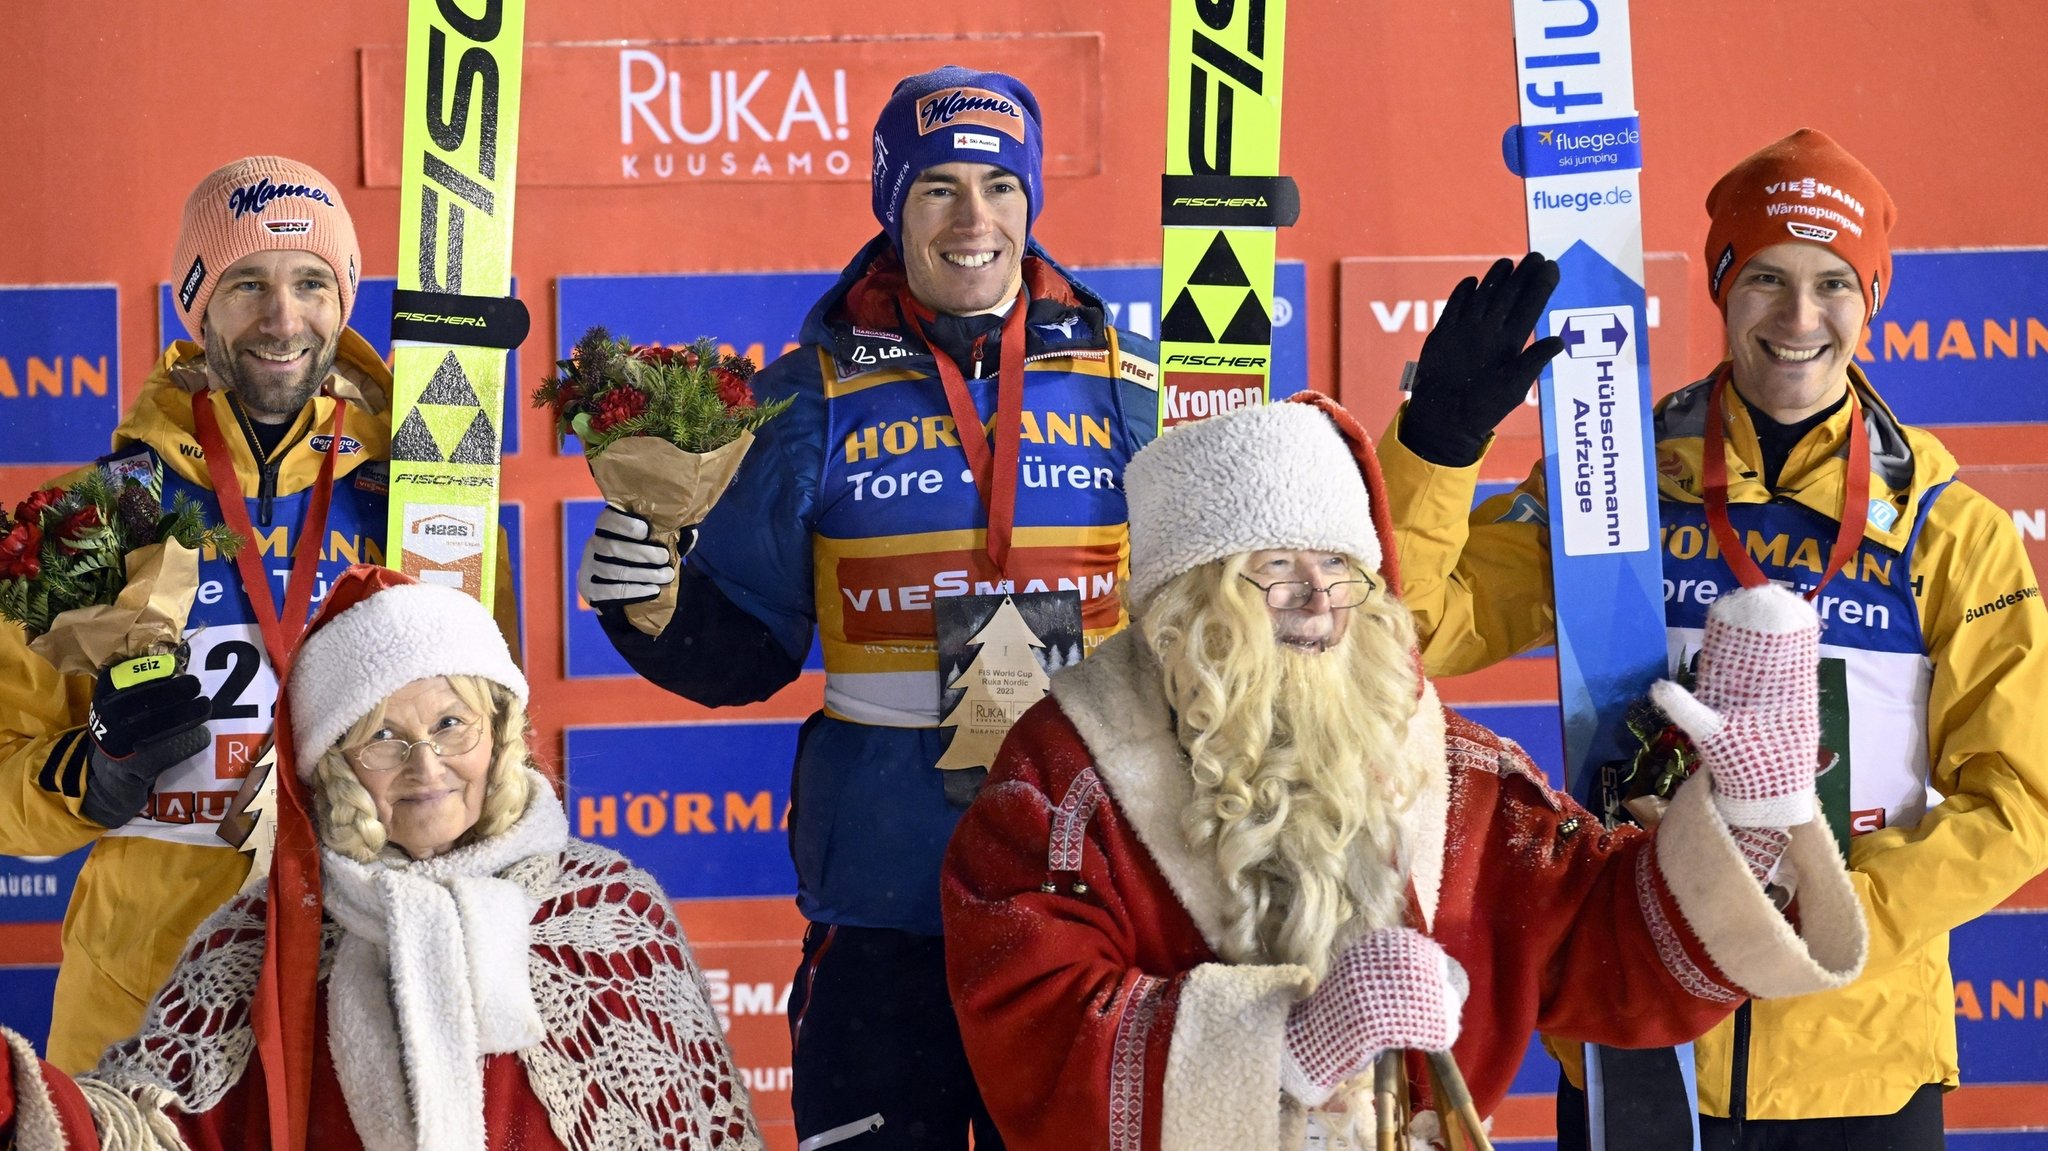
[1280,926,1467,1107]
[1650,585,1821,879]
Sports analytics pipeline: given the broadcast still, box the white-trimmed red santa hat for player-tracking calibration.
[285,566,526,779]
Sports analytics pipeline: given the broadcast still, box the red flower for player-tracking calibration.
[635,344,698,369]
[0,521,43,580]
[714,368,756,412]
[13,488,62,525]
[588,388,649,433]
[552,381,584,417]
[52,506,101,555]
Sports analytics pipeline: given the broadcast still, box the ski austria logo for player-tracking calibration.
[953,131,1002,154]
[226,177,337,220]
[263,219,313,236]
[915,87,1025,142]
[1786,221,1839,243]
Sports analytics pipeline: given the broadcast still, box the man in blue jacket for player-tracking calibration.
[578,67,1161,1151]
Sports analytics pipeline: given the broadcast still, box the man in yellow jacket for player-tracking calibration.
[0,156,515,1071]
[1380,130,2048,1146]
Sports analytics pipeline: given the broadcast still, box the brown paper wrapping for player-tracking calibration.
[587,431,755,636]
[28,540,201,676]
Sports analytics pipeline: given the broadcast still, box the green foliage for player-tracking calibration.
[533,329,793,459]
[0,459,243,639]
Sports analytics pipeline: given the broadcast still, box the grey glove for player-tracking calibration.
[1398,252,1566,468]
[83,664,211,829]
[579,506,693,609]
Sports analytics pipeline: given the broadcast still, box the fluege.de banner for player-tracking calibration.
[361,34,1101,187]
[0,286,119,466]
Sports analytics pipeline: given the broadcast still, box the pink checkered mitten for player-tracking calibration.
[1650,584,1822,863]
[1280,926,1467,1107]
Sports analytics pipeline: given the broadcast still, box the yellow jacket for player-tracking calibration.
[1380,365,2048,1119]
[0,334,517,1070]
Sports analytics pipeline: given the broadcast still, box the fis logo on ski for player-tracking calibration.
[915,88,1024,142]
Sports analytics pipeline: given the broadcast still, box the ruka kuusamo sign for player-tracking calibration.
[1158,0,1299,430]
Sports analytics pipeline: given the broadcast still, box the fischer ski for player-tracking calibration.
[1502,2,1697,1148]
[1158,0,1299,430]
[386,0,530,603]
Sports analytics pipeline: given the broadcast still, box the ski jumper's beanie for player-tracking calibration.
[1703,129,1895,321]
[170,155,361,342]
[869,67,1045,253]
[286,565,527,780]
[1123,399,1387,610]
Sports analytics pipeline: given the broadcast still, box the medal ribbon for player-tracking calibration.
[1700,367,1870,601]
[905,288,1030,574]
[192,389,345,676]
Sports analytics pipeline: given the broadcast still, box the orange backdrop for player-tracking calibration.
[5,1,2048,1145]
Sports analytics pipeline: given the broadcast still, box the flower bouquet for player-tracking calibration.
[535,327,792,635]
[0,464,242,676]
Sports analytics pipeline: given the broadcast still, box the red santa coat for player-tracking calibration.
[941,631,1866,1151]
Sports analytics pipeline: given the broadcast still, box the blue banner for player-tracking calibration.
[158,278,521,454]
[1503,116,1645,178]
[0,286,121,466]
[561,497,822,679]
[1853,248,2048,427]
[553,261,1310,405]
[562,720,799,899]
[0,849,86,925]
[1951,908,2048,1084]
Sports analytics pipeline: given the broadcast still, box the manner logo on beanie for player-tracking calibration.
[170,155,362,342]
[1703,129,1896,321]
[870,66,1045,252]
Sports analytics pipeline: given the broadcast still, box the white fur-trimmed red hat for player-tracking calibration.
[285,565,526,779]
[1124,400,1384,609]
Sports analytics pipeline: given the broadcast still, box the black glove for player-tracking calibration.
[1399,252,1566,468]
[83,663,212,829]
[578,507,697,610]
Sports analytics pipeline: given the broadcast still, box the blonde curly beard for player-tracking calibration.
[1140,555,1426,980]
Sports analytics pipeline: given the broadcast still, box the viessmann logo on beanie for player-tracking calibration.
[170,155,362,342]
[869,66,1045,252]
[1703,128,1896,320]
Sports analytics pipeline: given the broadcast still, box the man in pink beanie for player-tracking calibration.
[1382,128,2048,1147]
[0,156,516,1070]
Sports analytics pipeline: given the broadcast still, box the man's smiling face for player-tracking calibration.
[202,248,341,424]
[1723,240,1864,422]
[899,161,1029,317]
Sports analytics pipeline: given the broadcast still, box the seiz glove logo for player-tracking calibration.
[108,652,177,691]
[88,707,109,744]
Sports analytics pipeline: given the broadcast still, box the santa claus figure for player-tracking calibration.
[940,395,1868,1151]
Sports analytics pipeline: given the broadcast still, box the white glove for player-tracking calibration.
[1280,926,1468,1108]
[578,507,686,608]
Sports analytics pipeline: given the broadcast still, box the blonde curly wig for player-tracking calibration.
[311,674,535,863]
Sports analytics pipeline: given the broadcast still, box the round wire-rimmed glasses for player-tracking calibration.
[347,717,486,772]
[1239,571,1378,611]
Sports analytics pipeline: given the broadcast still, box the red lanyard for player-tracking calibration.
[905,288,1029,574]
[191,389,344,677]
[1700,367,1870,601]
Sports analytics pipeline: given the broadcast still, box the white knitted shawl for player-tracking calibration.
[76,776,761,1151]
